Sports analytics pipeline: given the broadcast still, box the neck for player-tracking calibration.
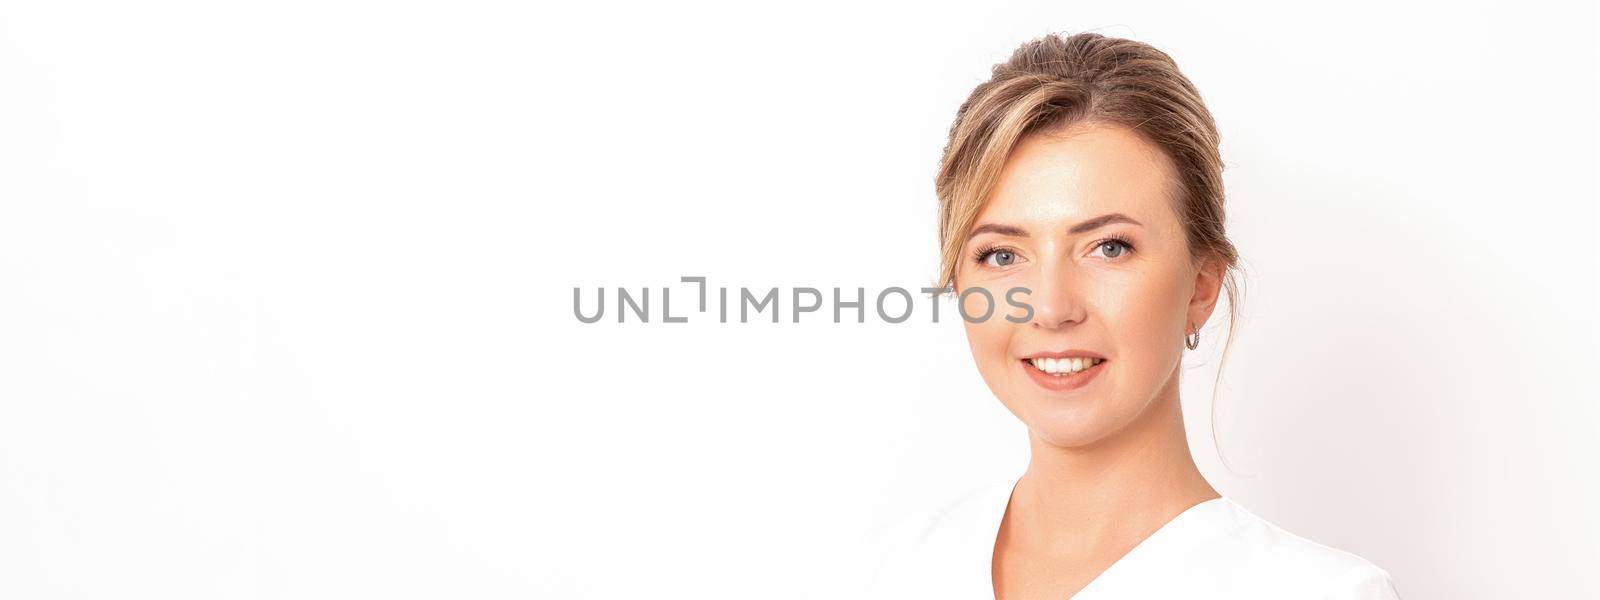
[1008,369,1219,552]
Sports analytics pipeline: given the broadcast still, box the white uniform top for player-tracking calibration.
[869,478,1402,599]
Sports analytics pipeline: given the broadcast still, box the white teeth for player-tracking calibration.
[1029,357,1103,375]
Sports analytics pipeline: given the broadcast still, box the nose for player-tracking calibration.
[1028,260,1087,330]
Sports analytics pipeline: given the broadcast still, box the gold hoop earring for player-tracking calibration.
[1185,326,1200,350]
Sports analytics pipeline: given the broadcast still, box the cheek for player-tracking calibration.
[959,300,1015,376]
[1093,265,1191,360]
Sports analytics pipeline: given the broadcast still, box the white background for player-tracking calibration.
[2,1,1597,598]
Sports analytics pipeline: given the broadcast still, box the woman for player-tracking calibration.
[872,33,1401,599]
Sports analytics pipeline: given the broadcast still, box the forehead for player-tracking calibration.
[976,124,1180,228]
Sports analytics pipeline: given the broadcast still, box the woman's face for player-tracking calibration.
[954,124,1222,449]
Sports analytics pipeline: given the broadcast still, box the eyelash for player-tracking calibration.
[970,235,1137,266]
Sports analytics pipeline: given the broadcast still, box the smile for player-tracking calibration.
[1021,356,1107,392]
[1028,357,1103,374]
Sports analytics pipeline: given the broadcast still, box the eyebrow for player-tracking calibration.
[966,212,1144,241]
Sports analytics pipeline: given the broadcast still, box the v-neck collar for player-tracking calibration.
[980,478,1231,599]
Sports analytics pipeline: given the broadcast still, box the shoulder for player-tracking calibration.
[1196,498,1402,599]
[864,478,1014,599]
[922,478,1014,539]
[874,476,1012,561]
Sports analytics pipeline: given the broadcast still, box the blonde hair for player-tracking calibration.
[934,32,1246,453]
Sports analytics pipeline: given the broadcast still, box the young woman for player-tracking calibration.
[874,33,1401,599]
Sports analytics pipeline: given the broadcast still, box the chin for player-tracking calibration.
[1018,401,1123,449]
[984,366,1118,448]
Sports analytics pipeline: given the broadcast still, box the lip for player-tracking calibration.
[1021,355,1107,392]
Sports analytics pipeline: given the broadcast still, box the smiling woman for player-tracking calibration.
[870,33,1404,600]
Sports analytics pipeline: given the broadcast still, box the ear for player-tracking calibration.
[1187,256,1224,331]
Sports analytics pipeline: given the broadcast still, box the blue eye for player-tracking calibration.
[1095,238,1134,259]
[971,245,1021,268]
[985,249,1017,267]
